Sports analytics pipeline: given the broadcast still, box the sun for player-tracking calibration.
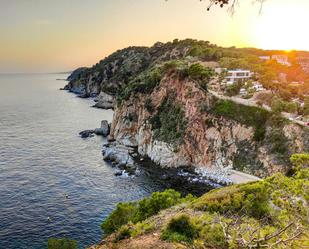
[253,1,309,51]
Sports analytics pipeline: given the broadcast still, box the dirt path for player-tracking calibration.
[229,170,261,184]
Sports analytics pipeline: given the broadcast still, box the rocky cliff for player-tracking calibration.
[65,39,309,182]
[107,68,309,181]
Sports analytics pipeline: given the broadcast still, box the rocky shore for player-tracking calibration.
[66,39,309,188]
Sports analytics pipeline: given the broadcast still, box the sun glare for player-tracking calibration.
[253,2,309,51]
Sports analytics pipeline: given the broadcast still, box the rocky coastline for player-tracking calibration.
[65,39,309,189]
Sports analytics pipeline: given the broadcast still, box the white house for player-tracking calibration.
[239,88,248,95]
[225,69,253,85]
[259,56,271,61]
[252,82,265,92]
[272,55,291,66]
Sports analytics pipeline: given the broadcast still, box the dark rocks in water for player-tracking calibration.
[79,120,110,138]
[79,130,95,138]
[114,170,122,176]
[78,94,89,99]
[94,120,110,137]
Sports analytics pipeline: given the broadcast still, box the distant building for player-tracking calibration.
[239,88,248,96]
[214,67,227,74]
[225,69,253,85]
[297,57,309,74]
[252,82,265,92]
[272,55,291,66]
[259,56,271,61]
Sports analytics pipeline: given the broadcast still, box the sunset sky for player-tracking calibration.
[1,0,309,73]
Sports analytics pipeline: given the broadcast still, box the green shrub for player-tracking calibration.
[192,181,270,218]
[101,189,188,235]
[47,238,77,249]
[268,128,288,154]
[187,63,214,91]
[115,224,132,241]
[199,223,228,248]
[150,94,187,145]
[210,99,270,141]
[161,214,199,243]
[101,202,137,234]
[144,98,154,113]
[133,189,183,222]
[117,67,163,103]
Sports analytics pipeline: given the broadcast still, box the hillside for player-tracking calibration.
[64,39,309,183]
[89,154,309,249]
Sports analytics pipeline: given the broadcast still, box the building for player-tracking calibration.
[239,88,248,96]
[252,82,265,92]
[225,69,253,85]
[297,57,309,74]
[214,67,227,74]
[272,55,291,66]
[259,56,271,61]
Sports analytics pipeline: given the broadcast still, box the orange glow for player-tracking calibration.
[253,1,309,51]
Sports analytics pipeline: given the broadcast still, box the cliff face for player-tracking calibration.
[65,39,309,180]
[109,72,309,178]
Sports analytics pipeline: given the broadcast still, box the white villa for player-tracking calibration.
[225,69,253,85]
[252,82,265,92]
[259,55,291,67]
[272,55,291,66]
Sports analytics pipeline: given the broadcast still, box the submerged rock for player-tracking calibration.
[94,120,110,137]
[79,130,95,138]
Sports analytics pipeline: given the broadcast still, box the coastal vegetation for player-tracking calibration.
[149,93,187,145]
[47,238,77,249]
[99,154,309,248]
[101,189,194,235]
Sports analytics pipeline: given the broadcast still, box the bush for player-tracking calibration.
[192,181,270,218]
[115,224,133,241]
[101,202,137,234]
[187,63,214,91]
[161,214,199,243]
[210,99,270,141]
[47,238,77,249]
[145,98,154,113]
[117,67,163,103]
[133,189,183,222]
[150,94,187,145]
[101,189,188,235]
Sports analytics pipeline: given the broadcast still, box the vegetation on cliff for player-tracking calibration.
[66,39,309,100]
[97,154,309,249]
[149,93,187,145]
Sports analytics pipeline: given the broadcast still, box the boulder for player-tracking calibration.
[94,120,110,137]
[79,130,95,138]
[102,142,137,174]
[93,91,115,109]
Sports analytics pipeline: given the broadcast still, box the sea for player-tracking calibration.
[0,74,168,249]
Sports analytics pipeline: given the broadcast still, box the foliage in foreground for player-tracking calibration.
[102,154,309,248]
[101,189,194,235]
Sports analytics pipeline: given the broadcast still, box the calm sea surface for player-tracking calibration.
[0,74,165,249]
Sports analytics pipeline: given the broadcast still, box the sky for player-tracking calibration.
[0,0,309,73]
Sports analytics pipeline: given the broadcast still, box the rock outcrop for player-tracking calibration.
[107,73,309,180]
[79,120,110,138]
[93,92,115,109]
[65,39,309,182]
